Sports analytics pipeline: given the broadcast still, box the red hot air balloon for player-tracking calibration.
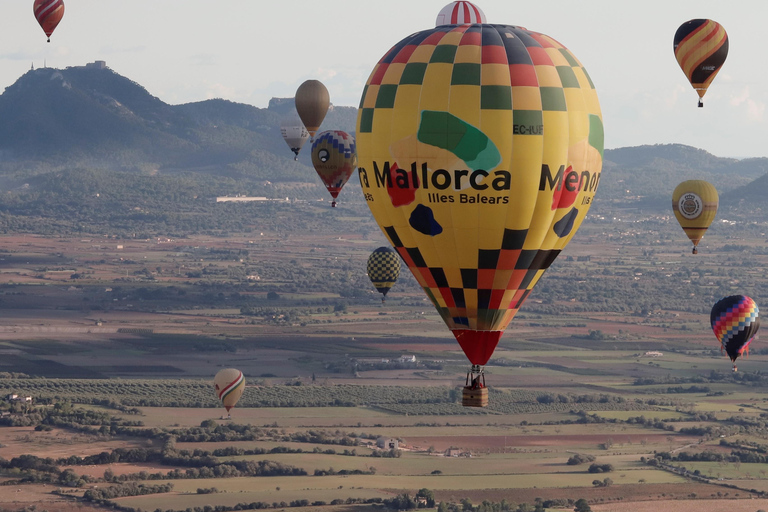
[310,130,357,207]
[33,0,65,42]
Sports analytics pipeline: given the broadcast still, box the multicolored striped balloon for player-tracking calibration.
[213,369,245,413]
[711,295,760,369]
[673,19,728,107]
[367,247,401,301]
[33,0,65,42]
[436,1,486,26]
[310,130,357,207]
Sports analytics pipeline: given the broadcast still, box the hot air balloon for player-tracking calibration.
[672,180,718,254]
[280,115,310,161]
[436,1,486,26]
[213,368,245,419]
[33,0,65,42]
[311,130,357,207]
[295,80,330,140]
[673,19,728,107]
[356,10,603,405]
[711,295,760,372]
[367,247,401,302]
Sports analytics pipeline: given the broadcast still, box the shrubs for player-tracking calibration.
[567,453,596,465]
[588,463,614,473]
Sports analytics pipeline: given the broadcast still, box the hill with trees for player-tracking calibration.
[0,62,765,234]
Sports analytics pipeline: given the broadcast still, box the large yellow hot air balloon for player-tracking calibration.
[213,368,245,418]
[356,14,603,405]
[295,80,330,140]
[672,180,718,254]
[673,19,728,108]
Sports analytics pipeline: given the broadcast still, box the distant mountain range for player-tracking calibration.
[0,62,765,212]
[0,63,355,184]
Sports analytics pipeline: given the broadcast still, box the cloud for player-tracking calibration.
[313,68,338,81]
[205,83,236,100]
[663,84,688,110]
[730,86,750,106]
[730,86,765,122]
[190,53,218,67]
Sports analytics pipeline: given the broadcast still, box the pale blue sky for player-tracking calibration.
[0,1,765,158]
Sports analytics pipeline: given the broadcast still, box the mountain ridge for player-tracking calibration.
[0,62,765,214]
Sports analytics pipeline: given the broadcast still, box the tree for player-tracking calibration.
[416,488,435,508]
[567,453,596,465]
[574,498,592,512]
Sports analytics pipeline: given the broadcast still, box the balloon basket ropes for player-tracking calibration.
[463,365,488,408]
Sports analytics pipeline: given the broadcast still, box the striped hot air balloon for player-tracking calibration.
[33,0,65,42]
[367,247,401,302]
[436,1,486,26]
[711,295,760,371]
[213,369,245,416]
[310,130,357,207]
[673,19,728,107]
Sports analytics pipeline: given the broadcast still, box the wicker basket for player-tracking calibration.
[462,386,488,407]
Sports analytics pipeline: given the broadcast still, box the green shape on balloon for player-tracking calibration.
[417,110,501,171]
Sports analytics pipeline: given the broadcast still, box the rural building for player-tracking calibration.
[398,355,416,363]
[377,437,399,450]
[6,394,32,403]
[644,351,663,357]
[215,196,289,203]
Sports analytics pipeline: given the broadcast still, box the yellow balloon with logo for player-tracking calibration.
[672,180,718,254]
[356,10,603,401]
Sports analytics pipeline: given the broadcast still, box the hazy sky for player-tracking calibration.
[1,1,766,158]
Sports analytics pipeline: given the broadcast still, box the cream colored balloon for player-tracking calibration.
[213,368,245,412]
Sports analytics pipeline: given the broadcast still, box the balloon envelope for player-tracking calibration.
[280,116,310,160]
[214,369,245,412]
[356,22,603,366]
[367,247,401,299]
[711,295,759,363]
[671,180,718,253]
[436,1,486,26]
[673,19,728,106]
[33,0,64,41]
[311,130,357,207]
[295,80,330,139]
